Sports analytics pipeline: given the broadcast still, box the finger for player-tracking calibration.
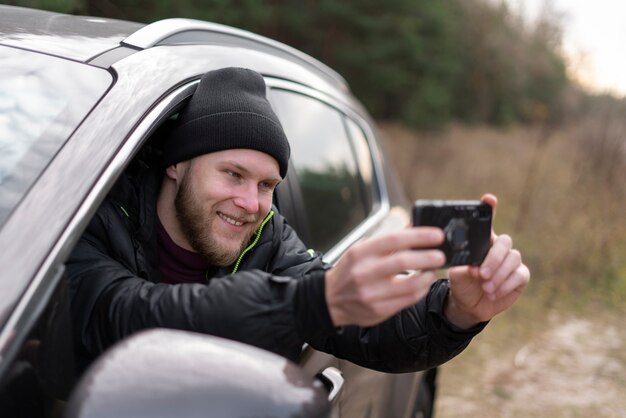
[359,270,437,303]
[362,287,435,326]
[479,234,513,279]
[482,249,522,293]
[352,249,445,283]
[481,193,498,242]
[481,193,498,219]
[341,272,436,327]
[469,265,481,279]
[449,265,482,281]
[350,227,445,258]
[493,264,530,298]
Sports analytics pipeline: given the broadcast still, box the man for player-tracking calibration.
[67,67,529,373]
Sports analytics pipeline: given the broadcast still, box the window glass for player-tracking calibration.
[345,118,379,213]
[270,90,366,252]
[0,46,112,226]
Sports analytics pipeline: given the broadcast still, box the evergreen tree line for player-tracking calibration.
[12,0,572,128]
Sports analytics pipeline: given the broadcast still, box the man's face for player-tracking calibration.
[174,149,281,266]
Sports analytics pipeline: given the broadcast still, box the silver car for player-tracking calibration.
[0,5,436,418]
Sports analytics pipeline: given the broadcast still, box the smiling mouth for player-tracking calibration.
[217,212,246,227]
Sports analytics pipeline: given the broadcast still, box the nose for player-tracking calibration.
[233,183,260,214]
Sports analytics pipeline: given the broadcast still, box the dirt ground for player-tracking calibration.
[434,308,626,417]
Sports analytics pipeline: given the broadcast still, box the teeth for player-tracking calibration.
[219,213,243,226]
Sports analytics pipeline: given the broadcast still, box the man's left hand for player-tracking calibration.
[444,194,530,329]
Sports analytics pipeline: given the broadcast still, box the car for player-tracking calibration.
[0,5,437,418]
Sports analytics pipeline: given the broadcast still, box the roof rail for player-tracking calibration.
[122,18,348,90]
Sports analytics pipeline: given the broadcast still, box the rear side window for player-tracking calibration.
[270,90,374,252]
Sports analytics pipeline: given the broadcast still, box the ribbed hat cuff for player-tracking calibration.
[161,111,290,178]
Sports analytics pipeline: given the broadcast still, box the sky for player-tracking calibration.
[503,0,626,97]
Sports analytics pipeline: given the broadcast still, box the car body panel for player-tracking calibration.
[0,5,142,62]
[121,18,347,88]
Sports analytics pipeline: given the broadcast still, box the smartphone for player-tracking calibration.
[412,200,492,267]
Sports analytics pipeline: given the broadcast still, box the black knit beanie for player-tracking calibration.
[161,67,290,178]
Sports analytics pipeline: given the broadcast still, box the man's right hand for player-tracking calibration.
[324,227,446,327]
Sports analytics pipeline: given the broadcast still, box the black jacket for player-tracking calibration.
[66,161,485,373]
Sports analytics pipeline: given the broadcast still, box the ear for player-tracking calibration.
[165,161,189,181]
[165,164,178,180]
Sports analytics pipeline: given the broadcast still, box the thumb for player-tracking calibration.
[481,193,498,243]
[468,265,481,279]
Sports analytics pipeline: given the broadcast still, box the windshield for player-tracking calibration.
[0,46,112,226]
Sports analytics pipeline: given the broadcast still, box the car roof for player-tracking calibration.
[0,5,348,92]
[0,5,143,61]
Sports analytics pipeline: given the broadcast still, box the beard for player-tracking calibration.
[174,174,260,267]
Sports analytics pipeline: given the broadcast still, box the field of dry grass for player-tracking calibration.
[379,121,626,417]
[380,121,626,307]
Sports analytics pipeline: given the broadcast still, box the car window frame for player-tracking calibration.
[265,78,390,265]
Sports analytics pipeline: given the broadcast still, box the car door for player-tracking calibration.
[267,82,420,418]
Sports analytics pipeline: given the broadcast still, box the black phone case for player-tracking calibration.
[412,200,492,267]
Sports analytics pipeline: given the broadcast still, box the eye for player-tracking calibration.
[225,170,241,178]
[259,181,276,192]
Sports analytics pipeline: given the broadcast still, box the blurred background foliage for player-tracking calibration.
[9,0,584,129]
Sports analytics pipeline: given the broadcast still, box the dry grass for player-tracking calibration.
[379,120,626,417]
[379,121,626,308]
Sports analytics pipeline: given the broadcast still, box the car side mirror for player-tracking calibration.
[65,329,331,418]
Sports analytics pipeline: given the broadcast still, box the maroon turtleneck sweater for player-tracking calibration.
[157,217,212,284]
